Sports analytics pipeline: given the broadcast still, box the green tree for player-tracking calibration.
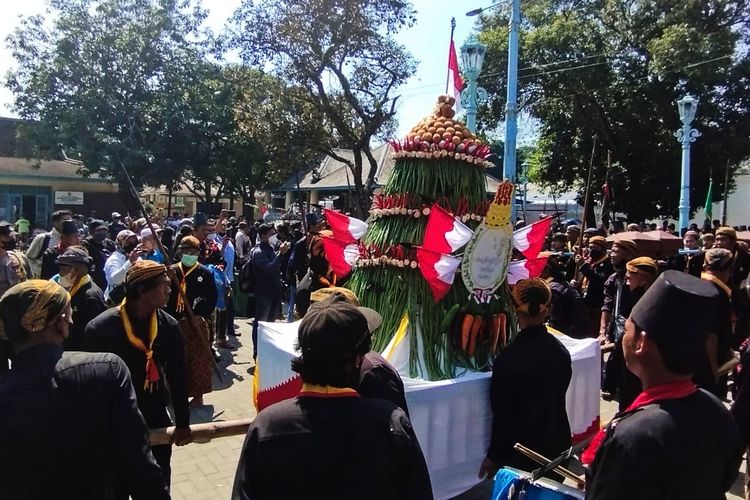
[476,0,750,222]
[6,0,211,192]
[226,0,417,217]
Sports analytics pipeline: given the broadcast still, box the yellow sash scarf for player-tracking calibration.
[298,383,360,398]
[701,273,732,298]
[68,274,90,298]
[175,262,198,313]
[119,298,160,391]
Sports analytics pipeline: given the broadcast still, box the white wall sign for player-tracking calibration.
[54,191,84,205]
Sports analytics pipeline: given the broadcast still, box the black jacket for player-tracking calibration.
[83,237,115,291]
[667,251,704,277]
[0,344,169,500]
[166,262,218,320]
[232,393,433,500]
[588,390,742,500]
[579,257,614,309]
[251,242,282,299]
[359,351,409,414]
[64,279,107,351]
[487,325,572,472]
[548,279,590,339]
[40,246,61,280]
[84,307,190,429]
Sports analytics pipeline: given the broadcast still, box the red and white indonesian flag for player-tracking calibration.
[324,209,368,243]
[321,236,360,278]
[506,257,549,285]
[423,204,473,254]
[417,247,462,302]
[513,217,554,259]
[448,39,465,112]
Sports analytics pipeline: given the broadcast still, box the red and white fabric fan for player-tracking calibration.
[321,236,360,278]
[417,247,463,302]
[513,217,554,259]
[423,204,473,254]
[506,257,550,285]
[324,210,368,243]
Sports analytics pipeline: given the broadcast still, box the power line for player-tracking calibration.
[398,54,607,94]
[685,54,732,69]
[398,53,738,100]
[519,61,609,79]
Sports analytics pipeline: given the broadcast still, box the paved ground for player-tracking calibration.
[170,318,256,500]
[170,320,747,500]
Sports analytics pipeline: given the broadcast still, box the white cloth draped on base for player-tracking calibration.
[255,321,600,500]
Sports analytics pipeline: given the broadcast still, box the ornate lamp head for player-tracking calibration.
[677,95,699,125]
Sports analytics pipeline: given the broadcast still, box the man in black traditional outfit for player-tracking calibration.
[40,219,80,280]
[232,295,432,500]
[85,260,192,493]
[54,245,106,351]
[612,256,659,410]
[83,219,116,290]
[584,271,743,500]
[479,278,572,481]
[667,229,703,277]
[696,248,735,397]
[0,280,169,500]
[542,253,590,339]
[165,235,217,407]
[574,236,613,338]
[600,239,637,400]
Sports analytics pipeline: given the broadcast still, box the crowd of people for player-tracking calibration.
[2,206,750,499]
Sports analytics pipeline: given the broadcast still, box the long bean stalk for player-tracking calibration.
[349,153,501,380]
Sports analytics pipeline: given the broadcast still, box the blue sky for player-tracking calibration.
[0,0,499,139]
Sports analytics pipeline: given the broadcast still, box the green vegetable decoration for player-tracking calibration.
[347,95,515,380]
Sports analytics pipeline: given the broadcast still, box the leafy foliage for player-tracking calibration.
[476,0,750,221]
[6,0,306,208]
[7,0,210,187]
[226,0,417,216]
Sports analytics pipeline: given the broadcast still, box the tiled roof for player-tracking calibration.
[0,156,110,183]
[278,144,501,194]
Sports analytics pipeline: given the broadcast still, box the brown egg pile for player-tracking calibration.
[406,95,480,147]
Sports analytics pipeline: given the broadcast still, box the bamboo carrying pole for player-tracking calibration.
[513,443,586,489]
[150,418,253,446]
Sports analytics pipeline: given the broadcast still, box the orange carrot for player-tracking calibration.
[498,313,507,348]
[489,314,501,354]
[460,314,474,351]
[467,316,484,357]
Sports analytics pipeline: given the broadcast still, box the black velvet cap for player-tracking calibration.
[630,270,719,348]
[193,212,209,228]
[61,220,78,236]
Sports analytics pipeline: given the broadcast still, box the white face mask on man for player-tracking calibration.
[268,234,278,247]
[59,271,77,289]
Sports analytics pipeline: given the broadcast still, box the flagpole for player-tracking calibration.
[577,134,597,254]
[722,159,730,225]
[446,17,456,94]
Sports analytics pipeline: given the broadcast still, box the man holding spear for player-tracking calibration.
[85,260,192,493]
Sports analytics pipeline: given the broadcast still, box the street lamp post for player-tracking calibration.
[674,95,700,235]
[504,0,521,187]
[468,0,521,220]
[460,37,488,134]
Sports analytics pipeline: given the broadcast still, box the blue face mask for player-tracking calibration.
[181,254,199,267]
